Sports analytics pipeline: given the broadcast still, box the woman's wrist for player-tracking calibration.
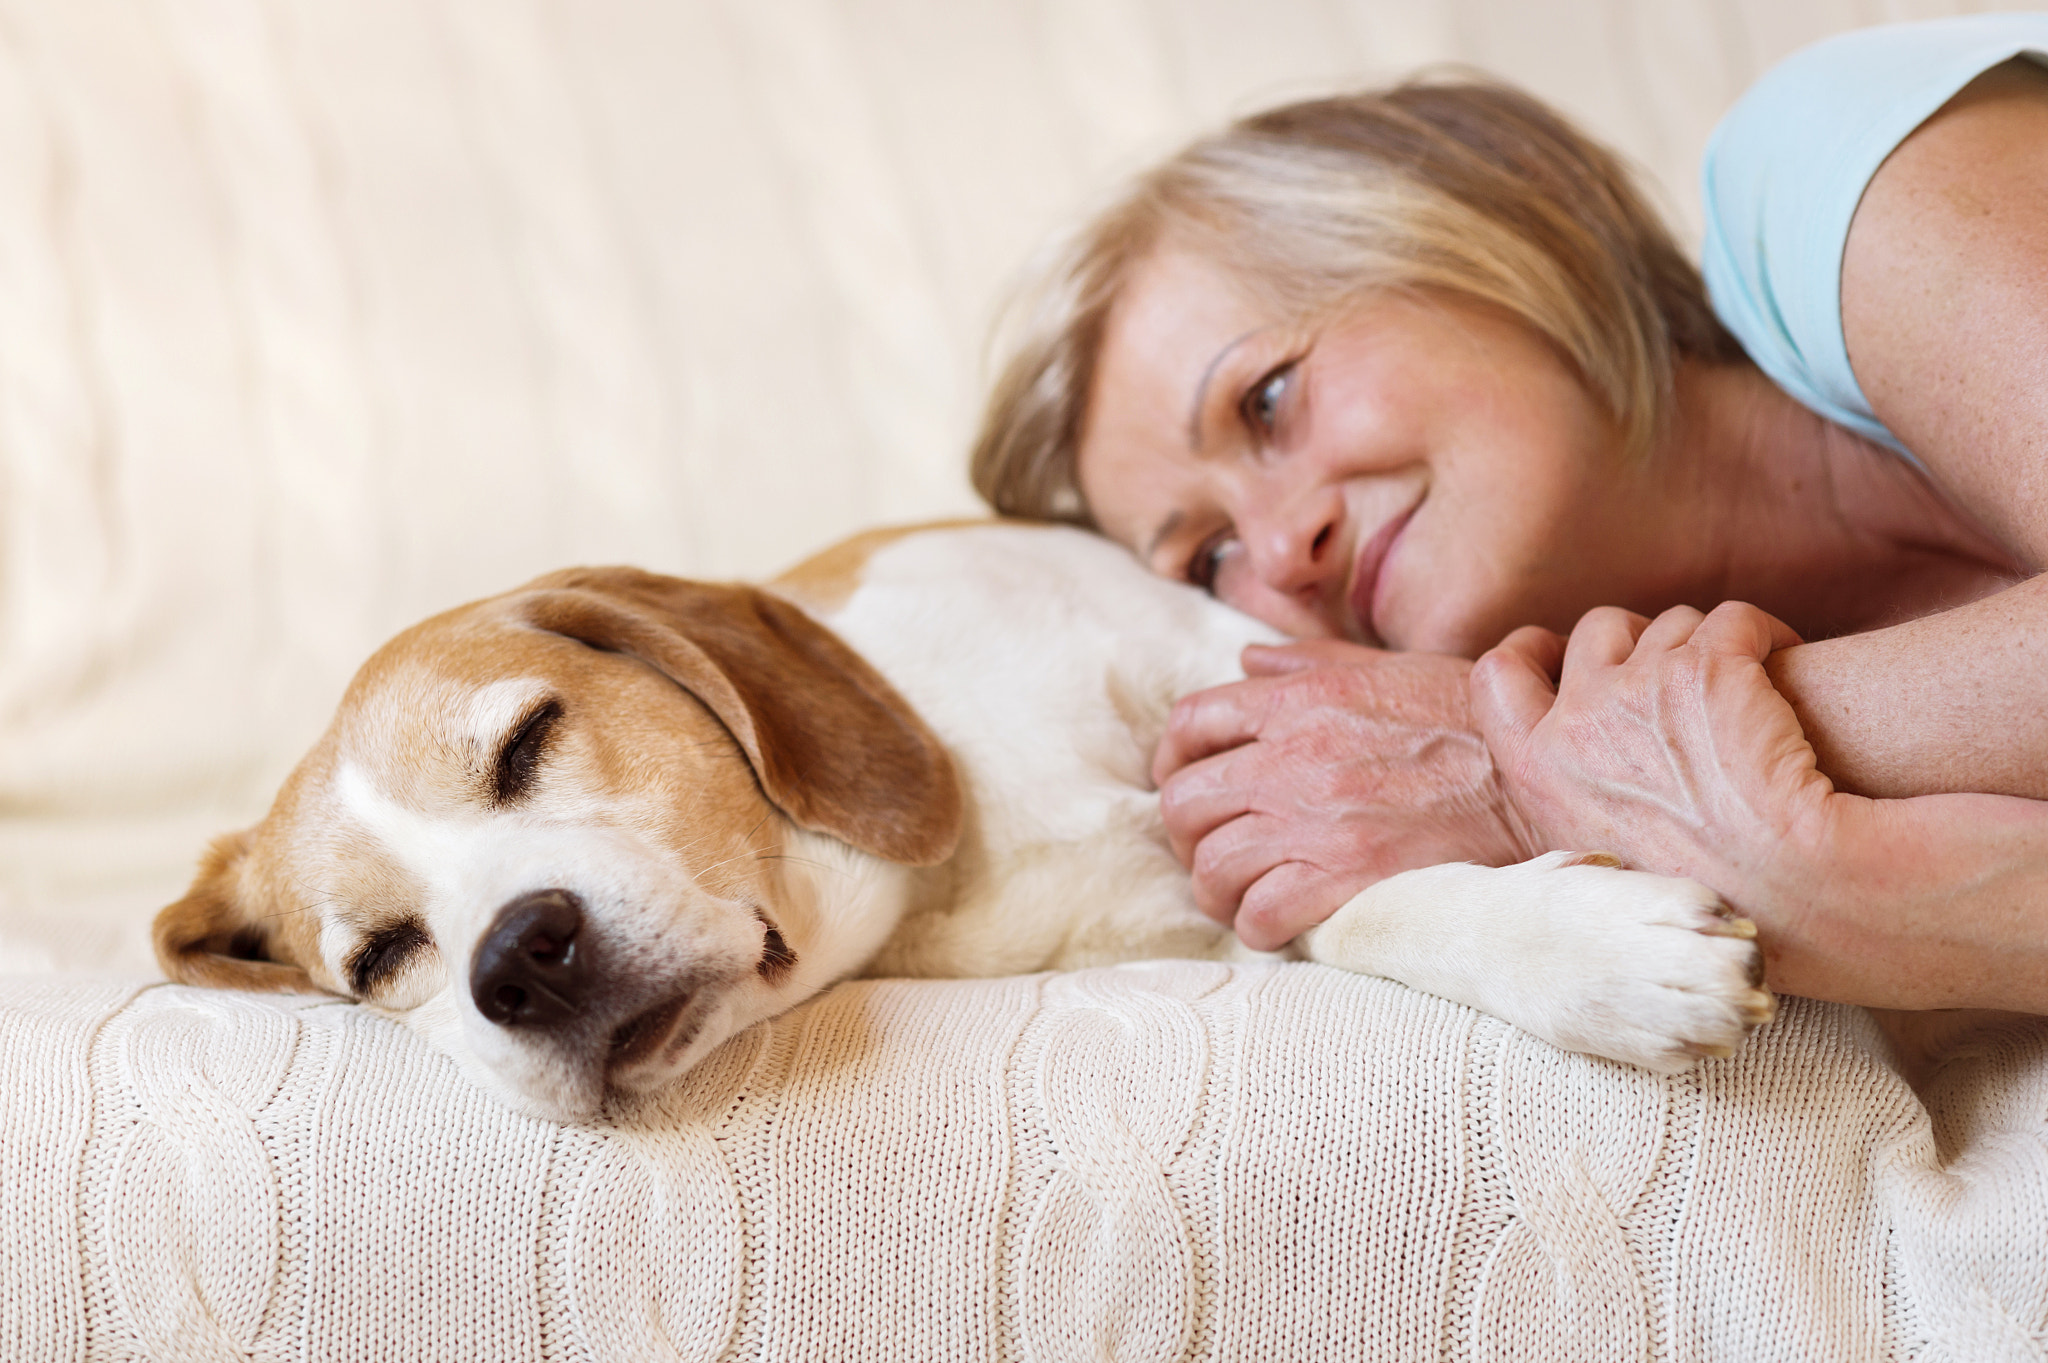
[1744,791,2048,1011]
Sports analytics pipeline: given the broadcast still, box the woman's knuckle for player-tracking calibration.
[1472,642,1517,676]
[1189,832,1237,884]
[1167,691,1208,730]
[1237,890,1299,948]
[1707,599,1765,634]
[1574,605,1626,636]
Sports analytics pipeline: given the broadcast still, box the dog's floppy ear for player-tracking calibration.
[154,829,319,993]
[520,567,963,867]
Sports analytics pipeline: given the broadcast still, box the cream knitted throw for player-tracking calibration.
[2,965,2043,1361]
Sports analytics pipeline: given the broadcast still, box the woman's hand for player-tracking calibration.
[1469,601,1824,913]
[1153,640,1540,951]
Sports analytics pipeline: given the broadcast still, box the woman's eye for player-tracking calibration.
[1188,531,1242,595]
[1241,362,1296,435]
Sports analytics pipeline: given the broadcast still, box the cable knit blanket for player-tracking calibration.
[4,965,2043,1361]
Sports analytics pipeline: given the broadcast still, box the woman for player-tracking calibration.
[970,16,2048,1014]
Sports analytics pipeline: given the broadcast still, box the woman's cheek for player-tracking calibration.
[1378,547,1520,658]
[1216,575,1341,641]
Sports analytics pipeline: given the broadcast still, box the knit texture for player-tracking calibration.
[3,966,2043,1360]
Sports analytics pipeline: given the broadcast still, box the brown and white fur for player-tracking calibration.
[156,522,1775,1122]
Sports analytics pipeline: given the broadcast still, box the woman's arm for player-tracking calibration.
[1772,56,2048,803]
[1473,602,2048,1013]
[1767,573,2048,800]
[1157,604,2048,1010]
[1473,62,2048,1008]
[1841,57,2048,568]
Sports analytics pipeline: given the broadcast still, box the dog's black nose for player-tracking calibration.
[471,889,591,1027]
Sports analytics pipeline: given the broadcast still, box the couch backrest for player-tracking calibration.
[0,0,1975,940]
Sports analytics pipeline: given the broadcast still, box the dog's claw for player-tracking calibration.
[1698,915,1758,940]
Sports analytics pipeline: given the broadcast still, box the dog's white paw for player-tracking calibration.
[1500,851,1776,1071]
[1305,852,1777,1072]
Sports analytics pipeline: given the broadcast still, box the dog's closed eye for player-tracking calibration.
[494,699,563,806]
[350,919,431,995]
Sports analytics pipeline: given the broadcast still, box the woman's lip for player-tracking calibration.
[1347,504,1417,644]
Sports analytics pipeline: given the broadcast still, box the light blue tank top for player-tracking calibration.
[1699,14,2048,463]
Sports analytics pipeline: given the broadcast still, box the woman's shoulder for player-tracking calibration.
[1699,15,2048,459]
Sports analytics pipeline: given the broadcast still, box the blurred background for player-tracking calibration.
[0,0,2027,969]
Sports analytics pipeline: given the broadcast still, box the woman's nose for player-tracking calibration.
[1242,485,1344,600]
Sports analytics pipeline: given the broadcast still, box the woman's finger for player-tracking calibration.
[1562,605,1652,675]
[1468,626,1567,753]
[1496,623,1569,680]
[1634,603,1708,655]
[1151,678,1276,785]
[1186,812,1282,927]
[1241,639,1385,676]
[1157,750,1260,866]
[1235,859,1352,952]
[1690,600,1803,658]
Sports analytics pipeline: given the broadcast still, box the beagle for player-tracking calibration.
[156,522,1774,1122]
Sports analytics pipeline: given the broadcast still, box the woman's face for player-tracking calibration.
[1078,249,1645,656]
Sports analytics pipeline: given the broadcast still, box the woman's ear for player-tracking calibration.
[518,567,964,867]
[154,830,319,993]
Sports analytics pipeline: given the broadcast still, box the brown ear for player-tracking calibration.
[154,830,319,993]
[519,567,963,866]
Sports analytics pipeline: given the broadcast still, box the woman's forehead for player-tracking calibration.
[1102,249,1272,386]
[1078,251,1270,532]
[1075,405,1204,554]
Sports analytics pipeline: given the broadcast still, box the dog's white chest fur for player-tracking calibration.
[799,524,1278,978]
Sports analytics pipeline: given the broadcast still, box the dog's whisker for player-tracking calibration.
[696,838,787,879]
[686,810,786,879]
[748,853,842,877]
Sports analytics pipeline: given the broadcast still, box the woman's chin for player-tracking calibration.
[1379,598,1516,660]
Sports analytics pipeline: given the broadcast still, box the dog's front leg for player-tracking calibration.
[1300,851,1776,1071]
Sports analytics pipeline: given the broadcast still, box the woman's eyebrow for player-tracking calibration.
[1186,329,1263,452]
[1145,510,1185,561]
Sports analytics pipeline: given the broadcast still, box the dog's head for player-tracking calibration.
[154,567,961,1121]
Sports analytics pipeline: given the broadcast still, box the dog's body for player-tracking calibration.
[158,522,1774,1122]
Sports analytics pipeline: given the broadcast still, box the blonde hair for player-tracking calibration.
[971,77,1740,524]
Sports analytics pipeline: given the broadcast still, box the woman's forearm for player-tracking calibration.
[1766,571,2048,800]
[1756,789,2048,1012]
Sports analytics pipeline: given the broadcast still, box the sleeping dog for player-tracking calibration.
[155,522,1774,1122]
